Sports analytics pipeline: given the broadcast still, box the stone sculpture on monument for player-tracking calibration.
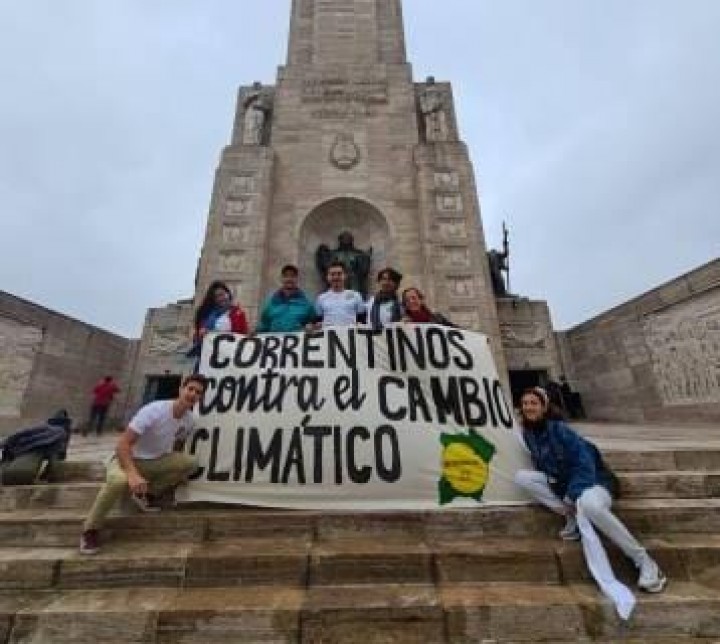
[419,76,449,142]
[316,232,373,297]
[242,82,272,146]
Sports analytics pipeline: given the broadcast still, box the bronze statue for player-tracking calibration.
[488,222,511,297]
[316,232,373,296]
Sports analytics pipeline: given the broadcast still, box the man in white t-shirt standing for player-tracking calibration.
[315,260,366,328]
[79,374,206,554]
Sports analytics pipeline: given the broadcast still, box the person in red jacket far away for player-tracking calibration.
[85,376,120,436]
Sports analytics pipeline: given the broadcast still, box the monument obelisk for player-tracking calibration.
[192,0,508,376]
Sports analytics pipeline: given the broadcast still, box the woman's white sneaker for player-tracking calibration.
[638,556,667,593]
[559,516,581,541]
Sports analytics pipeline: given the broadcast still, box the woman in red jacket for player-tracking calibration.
[188,281,248,367]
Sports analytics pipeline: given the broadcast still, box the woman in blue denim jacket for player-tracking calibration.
[514,387,666,593]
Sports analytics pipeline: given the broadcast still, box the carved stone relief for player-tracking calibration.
[447,276,476,298]
[227,175,256,198]
[242,87,272,146]
[434,171,460,190]
[222,224,251,245]
[329,133,360,170]
[219,252,247,273]
[436,194,463,212]
[500,323,548,349]
[225,199,251,218]
[0,316,43,417]
[148,330,189,356]
[450,310,481,331]
[437,220,467,240]
[439,247,471,269]
[419,81,449,142]
[643,290,720,405]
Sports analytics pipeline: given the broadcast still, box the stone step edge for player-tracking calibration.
[12,469,720,490]
[1,531,718,558]
[2,496,719,521]
[0,533,715,592]
[1,581,718,641]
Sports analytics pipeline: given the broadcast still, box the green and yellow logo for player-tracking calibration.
[439,433,496,505]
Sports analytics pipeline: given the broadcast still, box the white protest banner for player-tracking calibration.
[181,325,531,509]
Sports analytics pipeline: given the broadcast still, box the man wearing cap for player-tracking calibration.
[256,264,317,333]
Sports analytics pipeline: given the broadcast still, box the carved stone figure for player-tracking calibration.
[316,232,373,296]
[419,77,449,142]
[243,84,272,146]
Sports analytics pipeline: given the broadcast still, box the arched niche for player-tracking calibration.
[299,197,391,298]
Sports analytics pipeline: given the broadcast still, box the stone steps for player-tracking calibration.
[601,448,720,472]
[0,533,718,592]
[4,469,720,512]
[3,445,719,641]
[1,581,718,642]
[54,448,720,481]
[2,499,720,547]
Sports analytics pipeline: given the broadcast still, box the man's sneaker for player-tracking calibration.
[559,516,581,541]
[130,493,162,513]
[79,529,100,555]
[638,555,667,593]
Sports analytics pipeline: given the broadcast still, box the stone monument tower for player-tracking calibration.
[195,0,506,365]
[129,0,512,410]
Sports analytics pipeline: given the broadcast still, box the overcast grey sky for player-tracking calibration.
[1,1,718,337]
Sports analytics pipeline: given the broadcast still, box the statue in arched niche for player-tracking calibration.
[316,232,373,296]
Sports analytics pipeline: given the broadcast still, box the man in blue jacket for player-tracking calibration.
[255,265,317,333]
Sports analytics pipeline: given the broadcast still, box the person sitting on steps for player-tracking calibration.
[79,374,206,555]
[514,387,667,594]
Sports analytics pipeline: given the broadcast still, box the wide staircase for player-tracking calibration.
[0,443,719,642]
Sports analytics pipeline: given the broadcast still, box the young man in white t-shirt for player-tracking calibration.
[79,374,206,554]
[315,261,366,328]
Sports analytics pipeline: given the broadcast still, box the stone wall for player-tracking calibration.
[497,298,562,377]
[558,259,720,424]
[0,291,137,435]
[124,300,195,417]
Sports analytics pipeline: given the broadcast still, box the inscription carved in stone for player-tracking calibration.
[643,290,720,405]
[219,252,247,273]
[303,76,388,120]
[302,78,389,105]
[0,316,43,417]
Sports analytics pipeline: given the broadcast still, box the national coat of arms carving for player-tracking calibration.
[329,133,360,171]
